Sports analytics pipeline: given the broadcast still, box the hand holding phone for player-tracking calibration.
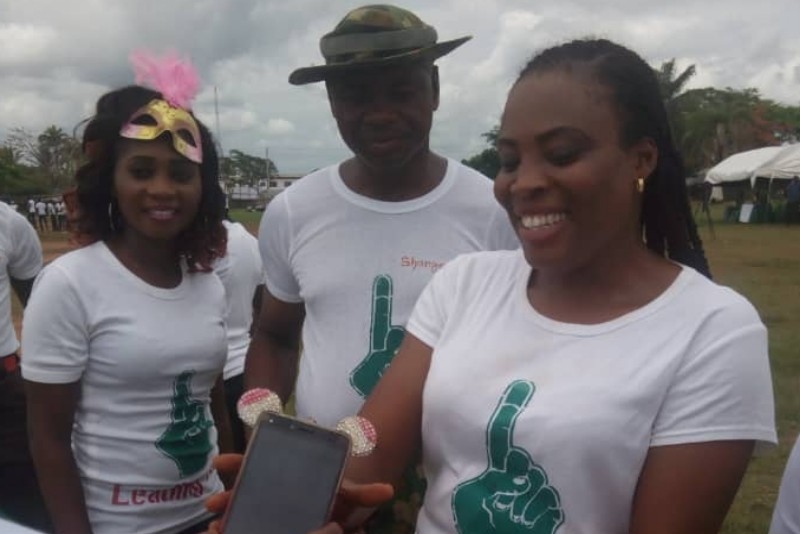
[221,413,350,534]
[206,451,394,533]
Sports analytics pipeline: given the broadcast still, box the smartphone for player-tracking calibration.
[222,412,351,534]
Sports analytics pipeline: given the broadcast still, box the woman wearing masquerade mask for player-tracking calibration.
[330,39,776,533]
[21,52,232,534]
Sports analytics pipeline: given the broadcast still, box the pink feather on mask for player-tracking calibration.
[129,49,200,110]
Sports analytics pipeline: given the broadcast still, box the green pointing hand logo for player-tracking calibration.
[452,380,564,533]
[350,275,406,398]
[156,371,213,477]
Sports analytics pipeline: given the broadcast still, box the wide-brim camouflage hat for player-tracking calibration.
[289,4,471,85]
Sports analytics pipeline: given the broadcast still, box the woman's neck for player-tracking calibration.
[341,150,447,202]
[528,237,680,325]
[105,232,182,289]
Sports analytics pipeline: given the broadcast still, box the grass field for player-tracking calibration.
[17,203,800,532]
[695,207,800,533]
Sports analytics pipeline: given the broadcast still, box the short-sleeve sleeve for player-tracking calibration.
[8,211,42,280]
[258,192,301,303]
[21,265,89,384]
[651,296,776,450]
[405,258,462,349]
[245,226,266,285]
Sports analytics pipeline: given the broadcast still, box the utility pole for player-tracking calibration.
[214,86,223,153]
[264,146,271,201]
[214,87,231,205]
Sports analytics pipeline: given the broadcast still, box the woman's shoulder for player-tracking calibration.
[445,249,524,275]
[676,266,762,326]
[40,241,108,283]
[432,249,524,296]
[47,240,104,265]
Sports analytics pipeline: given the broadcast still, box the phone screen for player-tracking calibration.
[223,414,350,534]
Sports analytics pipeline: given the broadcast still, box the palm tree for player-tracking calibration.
[37,126,80,192]
[654,59,697,148]
[655,59,697,103]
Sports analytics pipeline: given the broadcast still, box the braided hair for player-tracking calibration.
[517,39,711,277]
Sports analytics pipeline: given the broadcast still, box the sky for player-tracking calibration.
[1,0,799,174]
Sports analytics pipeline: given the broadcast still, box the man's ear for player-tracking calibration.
[431,65,440,111]
[325,81,338,115]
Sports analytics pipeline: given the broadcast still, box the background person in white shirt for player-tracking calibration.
[26,199,36,226]
[56,200,67,231]
[23,74,233,533]
[46,200,57,232]
[0,201,49,532]
[34,199,46,232]
[213,219,264,452]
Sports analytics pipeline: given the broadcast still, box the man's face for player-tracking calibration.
[325,62,439,172]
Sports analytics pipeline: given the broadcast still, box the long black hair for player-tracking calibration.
[517,39,711,277]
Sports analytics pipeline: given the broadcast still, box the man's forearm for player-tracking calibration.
[210,376,235,454]
[243,330,300,404]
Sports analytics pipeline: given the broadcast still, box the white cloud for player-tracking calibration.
[2,0,800,173]
[0,23,57,65]
[265,119,295,135]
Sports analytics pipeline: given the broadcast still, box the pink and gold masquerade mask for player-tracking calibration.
[120,99,203,163]
[119,50,203,163]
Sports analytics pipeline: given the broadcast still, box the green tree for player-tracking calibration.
[38,125,81,191]
[676,88,777,172]
[6,126,80,192]
[655,59,696,107]
[0,147,26,195]
[0,145,48,197]
[462,127,501,179]
[221,149,278,188]
[654,59,696,152]
[5,128,39,166]
[761,100,800,144]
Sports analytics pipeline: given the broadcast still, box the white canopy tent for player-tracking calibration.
[704,146,784,185]
[751,143,800,185]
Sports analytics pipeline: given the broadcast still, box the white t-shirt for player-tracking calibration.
[214,220,264,379]
[35,201,46,216]
[406,250,777,534]
[259,159,518,426]
[21,241,226,534]
[0,201,42,356]
[771,435,800,533]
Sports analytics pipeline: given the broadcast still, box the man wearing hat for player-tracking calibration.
[244,5,516,531]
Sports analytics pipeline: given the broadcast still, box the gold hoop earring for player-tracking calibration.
[108,201,118,232]
[636,177,645,193]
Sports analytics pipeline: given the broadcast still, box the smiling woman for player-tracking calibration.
[69,83,226,271]
[21,53,234,534]
[331,38,777,534]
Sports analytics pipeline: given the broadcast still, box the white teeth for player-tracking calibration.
[521,213,566,229]
[150,210,175,220]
